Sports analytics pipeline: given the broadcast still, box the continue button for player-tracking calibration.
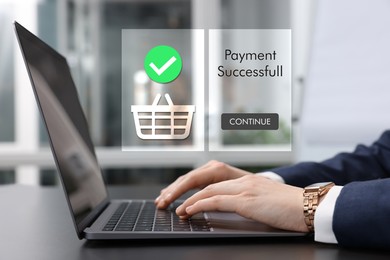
[221,113,279,130]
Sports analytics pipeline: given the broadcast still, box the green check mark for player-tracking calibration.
[144,45,182,84]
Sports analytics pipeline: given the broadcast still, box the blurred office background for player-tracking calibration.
[1,0,389,186]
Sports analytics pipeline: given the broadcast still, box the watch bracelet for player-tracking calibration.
[303,192,318,232]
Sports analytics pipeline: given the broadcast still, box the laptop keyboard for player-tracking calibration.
[102,201,211,232]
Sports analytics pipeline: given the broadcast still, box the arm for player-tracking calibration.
[273,130,390,187]
[155,132,390,248]
[258,171,341,244]
[333,178,390,248]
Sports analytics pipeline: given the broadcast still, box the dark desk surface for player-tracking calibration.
[0,184,388,260]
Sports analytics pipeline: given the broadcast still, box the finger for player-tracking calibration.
[155,163,216,208]
[184,195,238,217]
[155,174,195,208]
[176,179,242,216]
[156,160,232,208]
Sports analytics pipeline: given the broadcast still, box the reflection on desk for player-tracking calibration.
[0,185,388,260]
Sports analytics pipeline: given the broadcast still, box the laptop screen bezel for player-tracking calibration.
[14,21,110,239]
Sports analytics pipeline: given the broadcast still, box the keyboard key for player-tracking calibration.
[134,226,153,231]
[103,227,113,231]
[173,227,191,231]
[154,227,171,232]
[115,227,133,231]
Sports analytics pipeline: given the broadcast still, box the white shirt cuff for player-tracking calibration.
[256,171,285,183]
[314,185,343,244]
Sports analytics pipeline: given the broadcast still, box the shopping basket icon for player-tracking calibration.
[131,93,195,140]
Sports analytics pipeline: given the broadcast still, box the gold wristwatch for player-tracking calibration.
[303,182,335,232]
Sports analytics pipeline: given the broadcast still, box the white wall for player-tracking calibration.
[298,0,390,161]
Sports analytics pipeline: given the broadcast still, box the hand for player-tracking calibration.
[175,174,309,233]
[155,160,250,209]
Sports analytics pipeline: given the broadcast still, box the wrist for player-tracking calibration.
[303,182,335,232]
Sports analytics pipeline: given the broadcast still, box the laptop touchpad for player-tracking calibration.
[205,212,284,232]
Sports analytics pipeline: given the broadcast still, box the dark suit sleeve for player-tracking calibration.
[272,130,390,187]
[333,178,390,248]
[271,130,390,248]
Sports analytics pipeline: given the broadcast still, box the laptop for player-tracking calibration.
[14,21,305,240]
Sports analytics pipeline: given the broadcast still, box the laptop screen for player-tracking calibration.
[14,22,108,237]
